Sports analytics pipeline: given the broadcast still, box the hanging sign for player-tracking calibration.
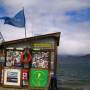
[32,43,54,49]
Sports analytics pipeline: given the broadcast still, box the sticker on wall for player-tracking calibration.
[22,69,28,86]
[29,69,49,89]
[32,51,49,68]
[6,50,22,67]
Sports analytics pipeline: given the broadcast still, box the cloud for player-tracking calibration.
[1,0,90,14]
[0,0,90,55]
[0,20,32,41]
[65,7,90,22]
[0,0,42,9]
[60,31,90,55]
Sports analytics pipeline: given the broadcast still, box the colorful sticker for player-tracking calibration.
[29,69,49,88]
[22,69,28,86]
[32,51,49,68]
[6,50,22,67]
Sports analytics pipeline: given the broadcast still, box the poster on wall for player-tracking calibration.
[32,50,50,68]
[3,68,21,87]
[6,50,22,67]
[29,69,49,89]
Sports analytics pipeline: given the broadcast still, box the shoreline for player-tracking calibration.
[58,87,84,90]
[58,85,90,90]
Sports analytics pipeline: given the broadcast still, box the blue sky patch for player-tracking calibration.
[65,7,90,23]
[0,5,7,16]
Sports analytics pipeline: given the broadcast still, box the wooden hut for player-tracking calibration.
[0,32,61,90]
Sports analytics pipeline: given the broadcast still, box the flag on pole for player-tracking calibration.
[0,9,25,27]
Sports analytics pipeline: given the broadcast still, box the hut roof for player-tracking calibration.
[2,32,61,46]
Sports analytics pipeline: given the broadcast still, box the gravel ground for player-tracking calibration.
[0,87,27,90]
[0,88,27,90]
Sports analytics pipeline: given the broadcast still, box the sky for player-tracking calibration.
[0,0,90,55]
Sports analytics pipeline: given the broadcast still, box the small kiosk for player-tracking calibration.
[0,32,60,90]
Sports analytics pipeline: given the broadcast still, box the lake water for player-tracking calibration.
[57,55,90,90]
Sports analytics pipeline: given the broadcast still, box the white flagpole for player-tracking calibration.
[23,8,27,39]
[25,24,27,38]
[30,15,33,37]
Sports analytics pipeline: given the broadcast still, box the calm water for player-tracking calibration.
[57,55,90,90]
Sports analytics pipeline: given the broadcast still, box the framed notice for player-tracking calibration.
[3,68,21,88]
[32,50,50,69]
[29,68,49,89]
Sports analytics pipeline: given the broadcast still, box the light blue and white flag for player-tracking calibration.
[0,9,25,27]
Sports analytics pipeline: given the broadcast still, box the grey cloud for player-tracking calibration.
[0,0,90,55]
[59,26,90,55]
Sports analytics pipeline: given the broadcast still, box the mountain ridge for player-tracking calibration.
[58,54,90,58]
